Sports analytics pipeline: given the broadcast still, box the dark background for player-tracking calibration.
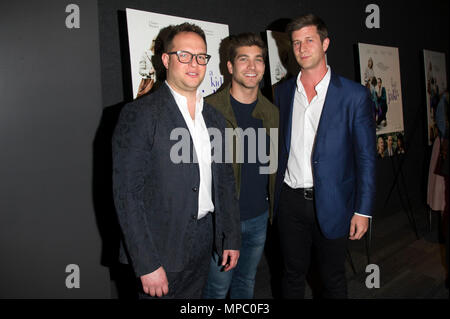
[0,0,448,298]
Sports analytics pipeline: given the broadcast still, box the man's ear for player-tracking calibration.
[322,37,330,53]
[162,53,169,70]
[227,61,233,75]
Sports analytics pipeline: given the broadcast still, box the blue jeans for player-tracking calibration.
[202,212,268,299]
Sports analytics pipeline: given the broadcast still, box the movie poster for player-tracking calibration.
[126,8,229,99]
[423,50,447,145]
[375,132,406,159]
[266,30,300,87]
[358,43,405,159]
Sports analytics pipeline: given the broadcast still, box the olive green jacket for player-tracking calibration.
[205,84,279,223]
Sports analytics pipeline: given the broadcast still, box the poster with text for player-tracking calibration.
[358,43,405,139]
[126,8,229,99]
[423,50,447,145]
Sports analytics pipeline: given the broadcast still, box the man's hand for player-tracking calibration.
[349,215,369,240]
[140,266,168,297]
[222,250,240,272]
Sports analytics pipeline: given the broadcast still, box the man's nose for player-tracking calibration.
[189,55,199,66]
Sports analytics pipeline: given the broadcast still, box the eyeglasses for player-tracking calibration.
[167,50,211,65]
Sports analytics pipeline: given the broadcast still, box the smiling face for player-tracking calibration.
[291,25,329,72]
[227,45,265,90]
[162,31,207,96]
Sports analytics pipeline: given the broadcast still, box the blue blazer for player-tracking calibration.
[273,70,376,239]
[112,84,240,277]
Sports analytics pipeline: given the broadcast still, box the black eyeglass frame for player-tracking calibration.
[166,50,211,65]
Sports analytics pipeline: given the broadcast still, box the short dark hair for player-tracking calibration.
[164,23,207,52]
[286,13,328,43]
[228,32,267,63]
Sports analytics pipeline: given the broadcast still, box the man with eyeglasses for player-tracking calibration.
[112,23,240,299]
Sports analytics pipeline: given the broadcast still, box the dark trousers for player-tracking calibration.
[277,183,348,299]
[138,213,213,299]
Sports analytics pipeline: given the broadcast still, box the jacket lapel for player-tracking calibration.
[161,84,192,130]
[202,105,220,202]
[213,84,238,129]
[160,84,198,164]
[312,70,341,161]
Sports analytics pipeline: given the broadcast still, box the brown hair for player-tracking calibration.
[286,13,329,43]
[164,22,207,52]
[228,32,267,63]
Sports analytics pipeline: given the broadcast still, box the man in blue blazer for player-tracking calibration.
[112,23,240,299]
[273,14,376,298]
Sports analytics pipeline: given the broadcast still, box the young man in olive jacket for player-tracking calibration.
[202,33,279,299]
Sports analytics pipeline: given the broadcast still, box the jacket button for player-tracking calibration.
[192,187,198,192]
[192,215,197,220]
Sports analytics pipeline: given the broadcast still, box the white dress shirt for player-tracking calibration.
[284,66,331,189]
[166,81,214,219]
[283,69,370,218]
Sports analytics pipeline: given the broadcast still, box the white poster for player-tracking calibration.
[423,50,447,145]
[358,43,405,137]
[126,8,229,99]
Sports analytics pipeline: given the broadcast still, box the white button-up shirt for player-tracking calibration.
[284,66,331,189]
[166,81,214,219]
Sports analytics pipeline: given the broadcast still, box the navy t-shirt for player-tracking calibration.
[230,95,269,221]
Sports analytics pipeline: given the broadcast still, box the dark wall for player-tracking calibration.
[0,0,448,298]
[0,1,110,298]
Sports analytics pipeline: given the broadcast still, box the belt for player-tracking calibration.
[283,183,314,201]
[299,187,314,201]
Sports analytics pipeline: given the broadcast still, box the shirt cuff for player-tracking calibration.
[354,212,372,218]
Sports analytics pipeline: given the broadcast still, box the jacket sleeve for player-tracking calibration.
[112,101,161,277]
[352,90,377,217]
[219,165,241,251]
[215,112,241,252]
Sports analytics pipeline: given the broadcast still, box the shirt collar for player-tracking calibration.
[296,65,331,99]
[165,81,204,115]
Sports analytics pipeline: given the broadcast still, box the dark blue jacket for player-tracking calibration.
[274,71,376,239]
[112,84,240,276]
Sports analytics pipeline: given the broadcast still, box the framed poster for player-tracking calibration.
[358,43,405,141]
[126,8,229,99]
[423,50,447,145]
